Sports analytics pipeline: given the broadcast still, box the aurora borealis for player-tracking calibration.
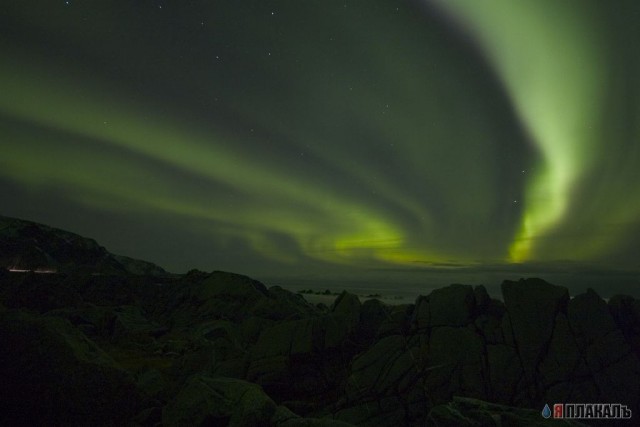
[2,1,640,293]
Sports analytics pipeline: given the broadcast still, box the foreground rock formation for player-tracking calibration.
[0,216,638,426]
[1,267,638,426]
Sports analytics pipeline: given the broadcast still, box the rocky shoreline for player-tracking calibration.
[1,267,638,426]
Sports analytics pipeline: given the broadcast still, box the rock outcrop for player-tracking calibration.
[0,309,143,425]
[0,215,167,275]
[1,221,639,426]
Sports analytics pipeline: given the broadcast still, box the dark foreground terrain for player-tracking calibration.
[1,216,639,426]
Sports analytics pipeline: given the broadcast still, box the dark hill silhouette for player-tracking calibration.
[0,217,638,425]
[0,215,167,276]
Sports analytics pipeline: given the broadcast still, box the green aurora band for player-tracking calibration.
[430,0,606,262]
[432,0,640,266]
[1,0,639,277]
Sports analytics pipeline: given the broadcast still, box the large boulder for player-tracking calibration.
[427,396,589,426]
[109,304,162,343]
[377,303,413,337]
[425,326,486,400]
[345,335,421,399]
[170,272,323,325]
[163,375,355,427]
[608,294,640,357]
[0,271,82,313]
[248,318,311,395]
[501,278,568,393]
[566,289,640,411]
[0,309,143,425]
[194,271,269,303]
[337,334,430,426]
[331,291,361,317]
[248,307,363,404]
[266,286,323,320]
[473,285,506,345]
[429,284,476,327]
[486,343,523,403]
[412,284,476,331]
[537,313,581,400]
[355,298,390,345]
[169,271,270,324]
[163,375,277,426]
[273,406,356,427]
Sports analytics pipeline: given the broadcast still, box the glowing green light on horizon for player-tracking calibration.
[431,0,605,262]
[0,48,423,267]
[4,1,634,273]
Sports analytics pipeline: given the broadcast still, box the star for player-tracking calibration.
[2,0,639,292]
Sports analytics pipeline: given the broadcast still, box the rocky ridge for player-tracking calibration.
[0,215,167,276]
[1,219,639,426]
[1,269,638,426]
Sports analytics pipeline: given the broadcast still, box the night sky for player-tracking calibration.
[2,1,640,294]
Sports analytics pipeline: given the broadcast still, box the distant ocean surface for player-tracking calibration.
[263,276,488,306]
[298,291,414,307]
[259,269,640,305]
